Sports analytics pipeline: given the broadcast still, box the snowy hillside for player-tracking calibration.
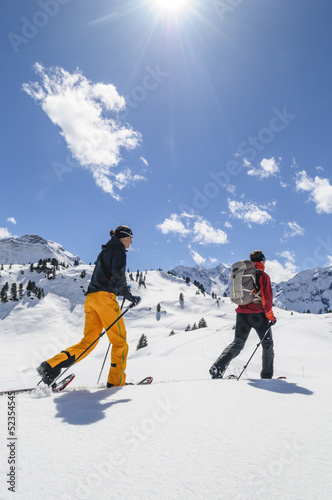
[273,265,332,314]
[0,262,332,499]
[1,234,331,314]
[0,237,332,499]
[0,234,80,266]
[170,262,231,296]
[171,260,332,315]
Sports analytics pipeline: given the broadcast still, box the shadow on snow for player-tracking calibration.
[54,387,131,425]
[248,379,314,395]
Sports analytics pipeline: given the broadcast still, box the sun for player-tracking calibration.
[152,0,192,14]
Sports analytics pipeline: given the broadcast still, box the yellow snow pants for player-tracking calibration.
[46,292,128,386]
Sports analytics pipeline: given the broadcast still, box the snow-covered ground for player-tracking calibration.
[0,269,331,499]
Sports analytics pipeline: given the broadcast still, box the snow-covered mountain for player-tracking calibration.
[273,265,332,314]
[1,234,331,315]
[171,261,332,314]
[0,234,80,266]
[169,262,231,296]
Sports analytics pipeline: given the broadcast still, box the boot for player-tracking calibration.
[36,361,61,386]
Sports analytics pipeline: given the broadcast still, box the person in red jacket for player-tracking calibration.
[209,250,276,379]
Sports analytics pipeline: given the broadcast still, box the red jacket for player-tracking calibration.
[235,262,275,321]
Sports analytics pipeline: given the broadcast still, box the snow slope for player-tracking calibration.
[170,262,231,297]
[273,265,332,314]
[0,269,332,500]
[0,234,80,266]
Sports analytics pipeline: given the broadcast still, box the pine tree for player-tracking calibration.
[19,283,24,299]
[27,280,36,292]
[136,334,148,350]
[169,330,176,336]
[138,274,146,288]
[157,303,161,312]
[10,283,18,301]
[198,318,207,328]
[191,323,197,331]
[185,324,191,331]
[179,293,184,303]
[1,285,8,303]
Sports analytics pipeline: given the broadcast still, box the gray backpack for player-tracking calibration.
[230,260,260,305]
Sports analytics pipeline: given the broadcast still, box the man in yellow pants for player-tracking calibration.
[37,225,141,387]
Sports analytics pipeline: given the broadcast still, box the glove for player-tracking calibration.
[269,318,277,326]
[130,296,141,307]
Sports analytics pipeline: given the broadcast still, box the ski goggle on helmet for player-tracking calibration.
[114,226,133,239]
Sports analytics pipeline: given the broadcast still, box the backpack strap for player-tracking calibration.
[254,270,262,293]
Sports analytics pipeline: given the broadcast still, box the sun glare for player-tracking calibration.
[153,0,191,13]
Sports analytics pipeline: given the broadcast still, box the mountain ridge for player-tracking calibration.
[0,234,80,266]
[1,234,331,314]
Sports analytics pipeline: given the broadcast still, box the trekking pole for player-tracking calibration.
[52,302,134,387]
[97,298,125,384]
[237,322,272,381]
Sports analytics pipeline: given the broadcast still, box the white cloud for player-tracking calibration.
[295,170,332,214]
[23,63,144,201]
[278,250,296,263]
[282,221,304,240]
[157,213,228,245]
[265,251,297,282]
[224,221,232,228]
[226,184,236,195]
[246,157,280,179]
[0,228,12,239]
[228,199,274,225]
[290,158,299,169]
[157,214,191,236]
[112,168,146,191]
[190,249,206,266]
[192,219,228,245]
[140,156,149,167]
[242,158,251,168]
[6,217,16,225]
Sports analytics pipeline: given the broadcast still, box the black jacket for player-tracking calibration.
[87,236,133,300]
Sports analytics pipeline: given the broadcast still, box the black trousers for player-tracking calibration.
[214,313,274,378]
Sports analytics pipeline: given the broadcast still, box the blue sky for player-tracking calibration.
[1,0,332,282]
